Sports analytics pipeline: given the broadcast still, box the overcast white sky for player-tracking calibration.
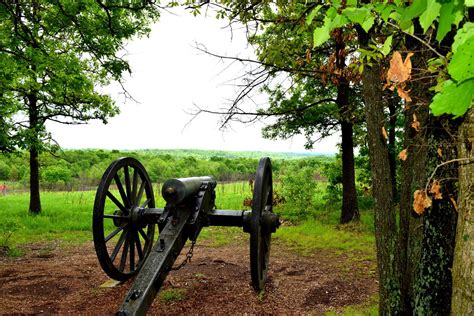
[46,8,339,154]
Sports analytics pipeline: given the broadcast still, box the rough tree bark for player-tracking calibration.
[451,107,474,315]
[361,62,402,314]
[413,116,458,314]
[398,103,427,313]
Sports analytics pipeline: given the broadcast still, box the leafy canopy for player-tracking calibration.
[0,0,160,151]
[309,0,473,117]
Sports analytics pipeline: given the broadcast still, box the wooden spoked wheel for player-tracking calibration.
[250,157,273,291]
[93,157,156,281]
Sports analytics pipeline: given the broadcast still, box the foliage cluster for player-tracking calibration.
[0,0,160,152]
[277,163,318,220]
[0,149,333,187]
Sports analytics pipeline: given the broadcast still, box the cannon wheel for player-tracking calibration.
[250,157,273,291]
[93,157,156,281]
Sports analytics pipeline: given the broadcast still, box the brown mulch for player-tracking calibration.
[0,239,377,315]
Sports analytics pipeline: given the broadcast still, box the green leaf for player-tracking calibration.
[452,22,474,53]
[381,6,395,22]
[333,0,342,9]
[362,15,375,32]
[382,35,393,56]
[330,14,349,29]
[419,0,442,33]
[326,7,338,19]
[313,18,331,47]
[403,0,427,20]
[447,23,474,82]
[306,5,322,25]
[448,34,474,82]
[400,0,426,30]
[343,7,370,25]
[346,0,358,7]
[437,2,455,42]
[452,0,465,27]
[430,79,474,117]
[467,0,474,6]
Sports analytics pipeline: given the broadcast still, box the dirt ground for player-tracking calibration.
[0,239,377,315]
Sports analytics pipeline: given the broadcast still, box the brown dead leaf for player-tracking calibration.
[437,147,443,158]
[411,113,420,131]
[382,126,388,141]
[397,85,412,102]
[399,149,408,161]
[430,180,443,200]
[413,190,432,215]
[387,51,413,84]
[404,52,414,76]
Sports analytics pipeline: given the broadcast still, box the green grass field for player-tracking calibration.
[0,182,375,254]
[0,182,252,246]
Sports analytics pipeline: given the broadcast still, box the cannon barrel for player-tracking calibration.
[161,176,216,205]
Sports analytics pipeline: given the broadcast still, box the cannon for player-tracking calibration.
[92,157,280,315]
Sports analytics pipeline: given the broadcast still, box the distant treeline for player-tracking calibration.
[0,149,333,189]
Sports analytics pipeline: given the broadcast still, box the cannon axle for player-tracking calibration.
[92,157,280,315]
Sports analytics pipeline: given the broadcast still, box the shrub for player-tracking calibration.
[278,165,317,221]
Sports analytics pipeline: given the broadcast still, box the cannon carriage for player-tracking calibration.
[92,157,280,315]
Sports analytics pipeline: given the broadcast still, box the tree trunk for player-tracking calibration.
[451,107,474,315]
[387,96,398,201]
[28,93,41,214]
[412,115,458,314]
[340,117,360,223]
[361,63,402,314]
[398,104,427,313]
[335,28,359,224]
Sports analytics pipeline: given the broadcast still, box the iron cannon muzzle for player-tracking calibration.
[161,176,216,205]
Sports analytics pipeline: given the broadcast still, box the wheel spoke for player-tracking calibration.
[106,191,128,214]
[141,198,151,208]
[119,235,130,271]
[138,227,149,243]
[135,230,144,260]
[264,185,272,206]
[129,230,135,271]
[114,174,130,209]
[136,179,145,206]
[110,229,128,262]
[104,222,128,243]
[132,168,139,206]
[103,214,127,219]
[124,166,132,206]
